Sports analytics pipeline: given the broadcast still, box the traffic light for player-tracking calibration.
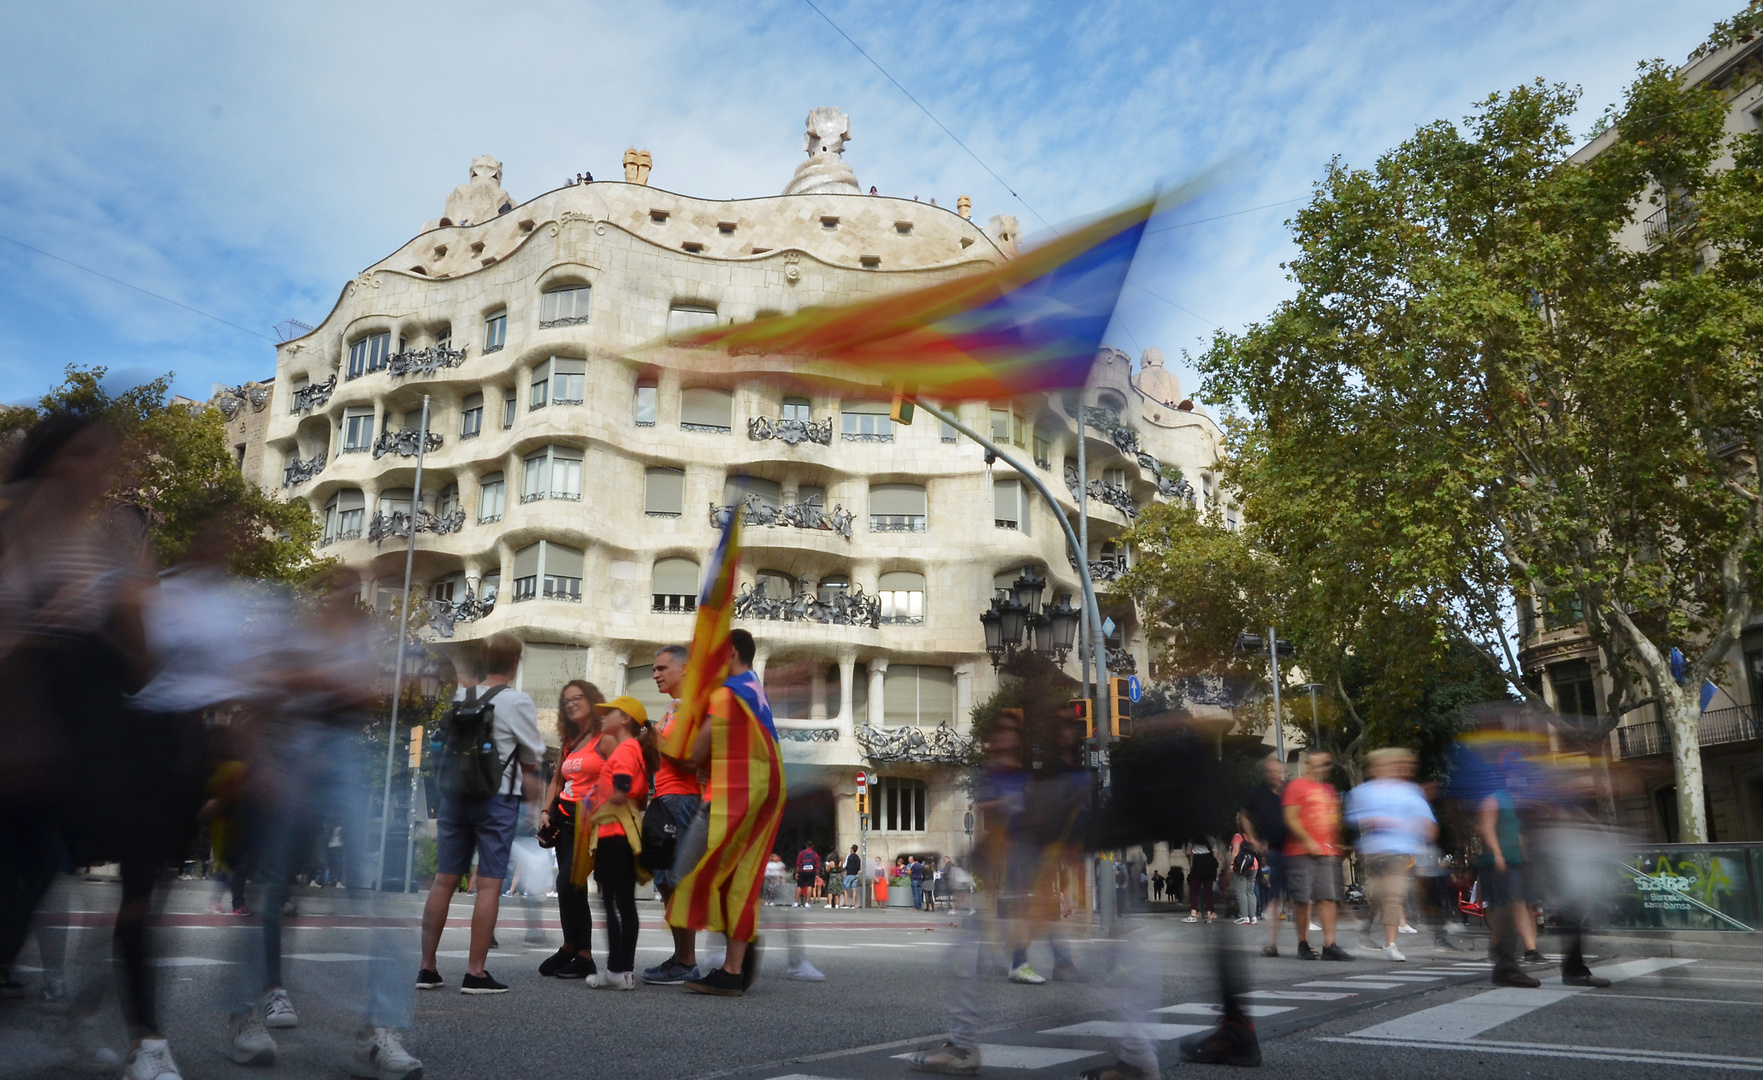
[1068,697,1093,739]
[408,725,424,768]
[1109,676,1133,738]
[855,791,868,816]
[889,390,915,425]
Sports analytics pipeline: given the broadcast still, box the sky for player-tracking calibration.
[0,0,1736,408]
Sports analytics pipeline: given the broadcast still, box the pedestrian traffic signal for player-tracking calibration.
[1068,697,1093,739]
[889,391,915,425]
[1109,677,1133,738]
[855,791,868,816]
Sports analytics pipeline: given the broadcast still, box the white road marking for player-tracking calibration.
[1344,957,1695,1042]
[1155,1003,1295,1018]
[1039,1022,1209,1040]
[285,953,371,962]
[1347,974,1444,982]
[1615,994,1763,1007]
[147,956,232,967]
[1317,1036,1763,1072]
[890,1045,1099,1069]
[1297,980,1405,990]
[1246,990,1355,1001]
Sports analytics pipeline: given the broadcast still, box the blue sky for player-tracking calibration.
[0,0,1734,407]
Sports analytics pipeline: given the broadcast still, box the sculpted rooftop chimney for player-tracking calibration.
[783,107,861,196]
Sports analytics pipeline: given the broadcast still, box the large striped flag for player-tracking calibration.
[664,671,785,941]
[665,197,1158,400]
[660,508,743,760]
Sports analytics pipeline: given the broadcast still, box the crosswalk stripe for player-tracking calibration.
[1298,979,1405,990]
[1348,974,1443,982]
[1247,989,1355,1000]
[1039,1022,1209,1040]
[1156,1003,1295,1017]
[890,1045,1100,1069]
[285,953,371,962]
[146,956,231,967]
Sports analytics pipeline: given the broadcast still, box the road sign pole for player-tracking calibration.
[857,771,872,909]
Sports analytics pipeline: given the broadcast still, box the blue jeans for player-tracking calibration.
[911,881,924,909]
[228,720,414,1030]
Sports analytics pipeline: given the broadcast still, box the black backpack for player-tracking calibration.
[439,686,511,803]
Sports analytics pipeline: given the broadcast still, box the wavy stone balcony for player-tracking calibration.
[709,496,854,540]
[748,415,832,447]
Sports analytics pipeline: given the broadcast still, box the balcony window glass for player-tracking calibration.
[940,419,957,444]
[346,332,391,379]
[634,384,657,426]
[323,489,366,543]
[341,407,374,453]
[379,488,413,518]
[436,484,459,519]
[530,367,548,410]
[680,387,733,432]
[644,467,685,516]
[539,285,591,327]
[878,570,926,624]
[882,664,954,725]
[550,357,586,404]
[1548,659,1599,718]
[798,485,826,509]
[521,446,582,502]
[723,476,782,511]
[484,310,507,352]
[1033,429,1052,468]
[434,325,451,349]
[460,392,484,438]
[762,657,814,720]
[288,376,308,414]
[993,479,1030,533]
[652,558,700,612]
[667,305,718,337]
[869,484,926,531]
[512,543,541,601]
[542,543,584,601]
[1102,467,1127,487]
[781,397,812,422]
[876,776,928,832]
[756,569,796,599]
[431,574,461,603]
[502,390,517,429]
[841,399,893,442]
[478,472,505,523]
[480,572,500,600]
[817,574,850,603]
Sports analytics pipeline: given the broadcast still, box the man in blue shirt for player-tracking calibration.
[1344,748,1434,962]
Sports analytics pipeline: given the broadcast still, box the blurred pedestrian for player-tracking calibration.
[1344,748,1434,961]
[418,633,544,995]
[843,846,862,908]
[583,695,653,990]
[1227,832,1258,924]
[1476,765,1541,986]
[1283,750,1352,961]
[1238,754,1288,955]
[1152,870,1165,902]
[797,843,822,907]
[641,645,705,985]
[1186,841,1219,923]
[535,679,605,980]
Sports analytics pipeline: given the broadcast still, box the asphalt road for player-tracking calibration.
[3,880,1760,1079]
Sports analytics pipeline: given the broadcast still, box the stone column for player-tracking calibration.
[752,647,770,686]
[868,658,888,728]
[810,663,828,722]
[837,653,857,738]
[953,664,974,731]
[612,650,632,696]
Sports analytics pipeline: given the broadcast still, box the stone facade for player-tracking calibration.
[261,113,1226,865]
[176,380,276,480]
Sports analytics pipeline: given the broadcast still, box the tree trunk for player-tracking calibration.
[1660,688,1709,843]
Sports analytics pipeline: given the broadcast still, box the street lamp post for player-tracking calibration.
[403,656,442,892]
[1297,682,1324,748]
[979,568,1081,671]
[376,394,430,890]
[1236,628,1297,770]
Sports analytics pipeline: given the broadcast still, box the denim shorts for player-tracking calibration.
[436,794,521,880]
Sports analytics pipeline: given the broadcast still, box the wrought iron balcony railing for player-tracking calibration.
[386,345,467,379]
[748,415,833,446]
[282,454,325,488]
[290,375,336,413]
[709,496,855,540]
[372,430,443,459]
[426,590,495,638]
[367,508,465,544]
[733,582,881,628]
[854,722,975,765]
[1616,704,1760,758]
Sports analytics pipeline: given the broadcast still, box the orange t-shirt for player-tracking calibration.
[1281,776,1343,857]
[558,740,604,813]
[652,706,701,799]
[594,736,650,839]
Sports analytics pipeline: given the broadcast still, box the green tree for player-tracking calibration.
[4,365,329,582]
[1196,55,1759,840]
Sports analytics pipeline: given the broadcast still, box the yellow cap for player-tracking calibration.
[595,695,650,725]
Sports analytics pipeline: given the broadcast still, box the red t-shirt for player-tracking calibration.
[558,740,604,811]
[653,706,701,798]
[1281,776,1343,856]
[594,737,650,839]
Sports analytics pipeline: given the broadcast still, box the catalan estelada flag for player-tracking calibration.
[668,198,1155,400]
[660,509,743,761]
[665,671,784,942]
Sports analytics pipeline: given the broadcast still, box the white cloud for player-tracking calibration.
[0,0,1733,404]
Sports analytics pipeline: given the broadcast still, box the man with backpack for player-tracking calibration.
[417,633,545,995]
[794,844,821,907]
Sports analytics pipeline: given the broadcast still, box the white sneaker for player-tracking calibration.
[1007,964,1046,985]
[228,1012,277,1065]
[1309,922,1322,931]
[614,971,637,991]
[1397,923,1419,935]
[1183,915,1199,923]
[350,1027,421,1080]
[261,988,298,1029]
[585,970,612,988]
[786,959,826,981]
[1382,943,1406,962]
[1235,917,1251,924]
[124,1038,183,1080]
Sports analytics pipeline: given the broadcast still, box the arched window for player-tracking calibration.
[323,489,365,544]
[531,357,587,409]
[346,332,391,380]
[869,484,926,532]
[431,573,463,603]
[652,558,700,613]
[539,285,591,328]
[680,387,733,433]
[878,571,926,625]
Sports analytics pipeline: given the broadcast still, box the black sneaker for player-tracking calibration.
[415,969,443,990]
[1260,944,1279,958]
[1177,1020,1262,1067]
[683,967,745,997]
[1493,968,1540,988]
[1296,941,1318,961]
[460,971,508,995]
[555,955,595,980]
[1321,943,1354,962]
[1562,970,1611,988]
[1522,949,1546,964]
[538,949,575,977]
[741,936,763,991]
[642,958,695,985]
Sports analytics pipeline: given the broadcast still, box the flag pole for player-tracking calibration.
[377,394,430,890]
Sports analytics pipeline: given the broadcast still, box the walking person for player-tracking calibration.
[1283,750,1352,961]
[1185,841,1218,923]
[1227,832,1258,924]
[583,696,653,990]
[795,843,821,907]
[1343,748,1434,961]
[1238,754,1289,955]
[641,645,707,986]
[417,633,545,995]
[1476,768,1541,987]
[535,680,606,980]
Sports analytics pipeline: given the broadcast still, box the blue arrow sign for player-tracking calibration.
[1128,675,1142,703]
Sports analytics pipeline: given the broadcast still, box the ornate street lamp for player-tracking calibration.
[1046,596,1081,663]
[417,656,442,704]
[1011,567,1046,617]
[980,598,1005,666]
[998,596,1028,649]
[1030,611,1053,656]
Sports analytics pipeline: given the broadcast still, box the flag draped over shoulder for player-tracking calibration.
[667,198,1155,400]
[665,676,785,941]
[660,511,742,761]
